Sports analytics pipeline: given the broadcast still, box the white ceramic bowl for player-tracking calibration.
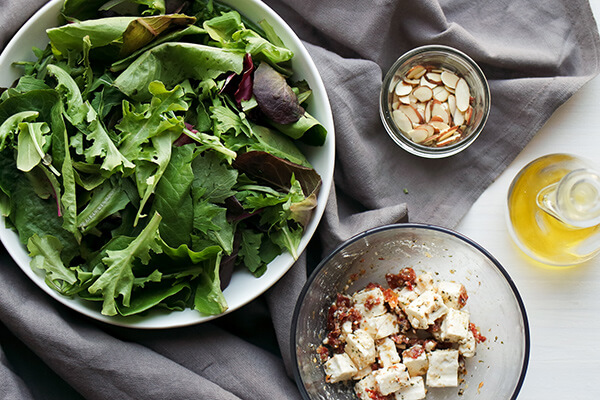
[0,0,335,329]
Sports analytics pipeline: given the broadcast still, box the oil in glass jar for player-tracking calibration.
[507,154,600,266]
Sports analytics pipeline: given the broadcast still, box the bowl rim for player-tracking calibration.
[291,222,530,400]
[379,45,491,159]
[0,0,335,329]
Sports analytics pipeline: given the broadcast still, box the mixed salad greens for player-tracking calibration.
[0,0,327,317]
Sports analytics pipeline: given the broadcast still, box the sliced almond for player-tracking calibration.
[431,100,449,124]
[436,133,461,147]
[403,77,420,86]
[406,65,427,80]
[407,127,429,143]
[464,106,473,124]
[424,100,432,122]
[432,86,450,102]
[425,72,442,85]
[395,81,413,97]
[413,123,434,137]
[412,86,433,102]
[392,109,413,133]
[455,78,470,112]
[430,120,451,133]
[441,70,460,89]
[415,102,426,119]
[420,75,437,89]
[453,107,465,126]
[398,105,423,125]
[398,95,412,105]
[422,133,441,145]
[438,126,459,141]
[447,94,457,115]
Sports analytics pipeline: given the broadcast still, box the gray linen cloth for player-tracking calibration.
[1,0,599,398]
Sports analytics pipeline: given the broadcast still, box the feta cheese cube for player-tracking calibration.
[345,329,377,370]
[426,349,459,387]
[428,294,449,324]
[458,329,477,358]
[437,281,468,309]
[341,320,353,337]
[405,290,448,329]
[395,287,418,310]
[324,353,357,383]
[394,376,427,400]
[439,308,470,342]
[354,364,373,380]
[353,287,387,318]
[402,345,428,376]
[415,272,434,294]
[354,373,377,400]
[362,313,399,339]
[373,364,410,395]
[377,337,401,367]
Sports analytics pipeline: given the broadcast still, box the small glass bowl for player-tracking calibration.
[291,223,529,400]
[380,45,491,158]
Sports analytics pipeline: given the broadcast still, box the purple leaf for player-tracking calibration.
[253,62,304,124]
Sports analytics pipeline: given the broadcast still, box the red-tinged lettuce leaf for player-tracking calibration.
[232,150,321,200]
[235,54,255,103]
[120,14,197,57]
[221,53,255,105]
[253,62,304,124]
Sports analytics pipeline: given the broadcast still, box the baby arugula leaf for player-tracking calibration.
[88,211,163,316]
[192,251,227,315]
[133,131,174,226]
[46,64,87,126]
[82,102,136,172]
[116,81,188,160]
[27,234,77,292]
[237,229,263,274]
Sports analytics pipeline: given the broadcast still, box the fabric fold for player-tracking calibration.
[0,0,599,398]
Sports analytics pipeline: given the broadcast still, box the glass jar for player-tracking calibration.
[507,154,600,266]
[379,45,491,158]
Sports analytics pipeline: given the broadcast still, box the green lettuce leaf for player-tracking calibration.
[116,81,187,159]
[0,111,39,151]
[47,17,135,56]
[113,42,245,101]
[151,144,194,247]
[88,212,163,316]
[27,234,77,292]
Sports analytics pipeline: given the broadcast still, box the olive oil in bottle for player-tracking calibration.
[507,154,600,266]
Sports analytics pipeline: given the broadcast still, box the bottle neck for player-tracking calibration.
[537,168,600,228]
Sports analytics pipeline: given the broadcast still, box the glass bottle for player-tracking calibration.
[507,154,600,266]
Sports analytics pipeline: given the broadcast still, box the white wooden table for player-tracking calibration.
[456,1,600,398]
